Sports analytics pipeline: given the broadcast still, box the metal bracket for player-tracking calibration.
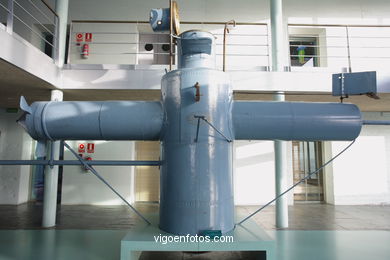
[194,82,201,102]
[339,73,348,103]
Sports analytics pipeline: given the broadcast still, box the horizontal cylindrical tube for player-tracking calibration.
[233,101,362,141]
[20,101,163,141]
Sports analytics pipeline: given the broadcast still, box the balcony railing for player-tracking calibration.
[288,24,390,72]
[67,20,390,73]
[0,0,58,61]
[68,20,270,71]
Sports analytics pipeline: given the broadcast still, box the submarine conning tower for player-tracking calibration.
[177,30,217,69]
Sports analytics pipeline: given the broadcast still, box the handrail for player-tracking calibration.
[11,11,55,47]
[40,0,58,17]
[71,31,268,37]
[28,0,56,24]
[73,20,388,28]
[0,2,9,12]
[71,20,268,26]
[288,23,390,71]
[78,41,268,47]
[68,20,270,68]
[289,23,390,28]
[13,0,54,35]
[0,0,59,61]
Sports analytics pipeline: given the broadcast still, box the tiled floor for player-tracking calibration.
[0,203,389,260]
[244,204,390,230]
[0,202,389,231]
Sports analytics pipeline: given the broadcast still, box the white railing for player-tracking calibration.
[288,24,390,72]
[68,20,270,71]
[67,20,390,73]
[0,0,58,61]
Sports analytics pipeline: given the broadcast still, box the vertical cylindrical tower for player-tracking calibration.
[160,31,235,235]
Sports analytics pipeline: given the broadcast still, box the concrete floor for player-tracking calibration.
[0,202,389,231]
[0,203,389,260]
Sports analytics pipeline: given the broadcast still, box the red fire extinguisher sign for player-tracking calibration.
[76,33,83,42]
[87,143,95,153]
[85,33,93,42]
[78,143,85,153]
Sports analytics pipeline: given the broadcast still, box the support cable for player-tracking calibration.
[63,142,151,225]
[194,115,232,142]
[236,139,356,226]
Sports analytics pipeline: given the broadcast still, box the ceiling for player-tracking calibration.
[1,59,389,112]
[0,59,54,107]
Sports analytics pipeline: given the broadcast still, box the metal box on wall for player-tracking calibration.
[332,71,377,96]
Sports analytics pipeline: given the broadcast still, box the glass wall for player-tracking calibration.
[292,141,324,202]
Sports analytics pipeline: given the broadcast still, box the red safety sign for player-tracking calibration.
[87,143,95,153]
[76,33,83,42]
[78,143,85,153]
[85,33,93,42]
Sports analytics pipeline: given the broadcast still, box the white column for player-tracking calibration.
[55,0,69,67]
[271,0,289,228]
[271,0,287,71]
[273,93,289,229]
[42,90,63,228]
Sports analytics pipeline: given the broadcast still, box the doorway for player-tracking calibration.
[134,141,160,202]
[30,141,63,203]
[292,141,324,202]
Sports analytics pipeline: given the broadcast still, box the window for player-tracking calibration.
[289,36,319,67]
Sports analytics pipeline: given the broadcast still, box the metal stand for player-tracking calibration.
[120,213,275,260]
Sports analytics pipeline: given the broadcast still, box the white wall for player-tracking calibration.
[69,23,139,64]
[325,112,390,205]
[0,25,60,87]
[284,0,390,25]
[61,140,135,205]
[68,0,266,23]
[0,109,33,205]
[68,0,390,25]
[234,140,294,205]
